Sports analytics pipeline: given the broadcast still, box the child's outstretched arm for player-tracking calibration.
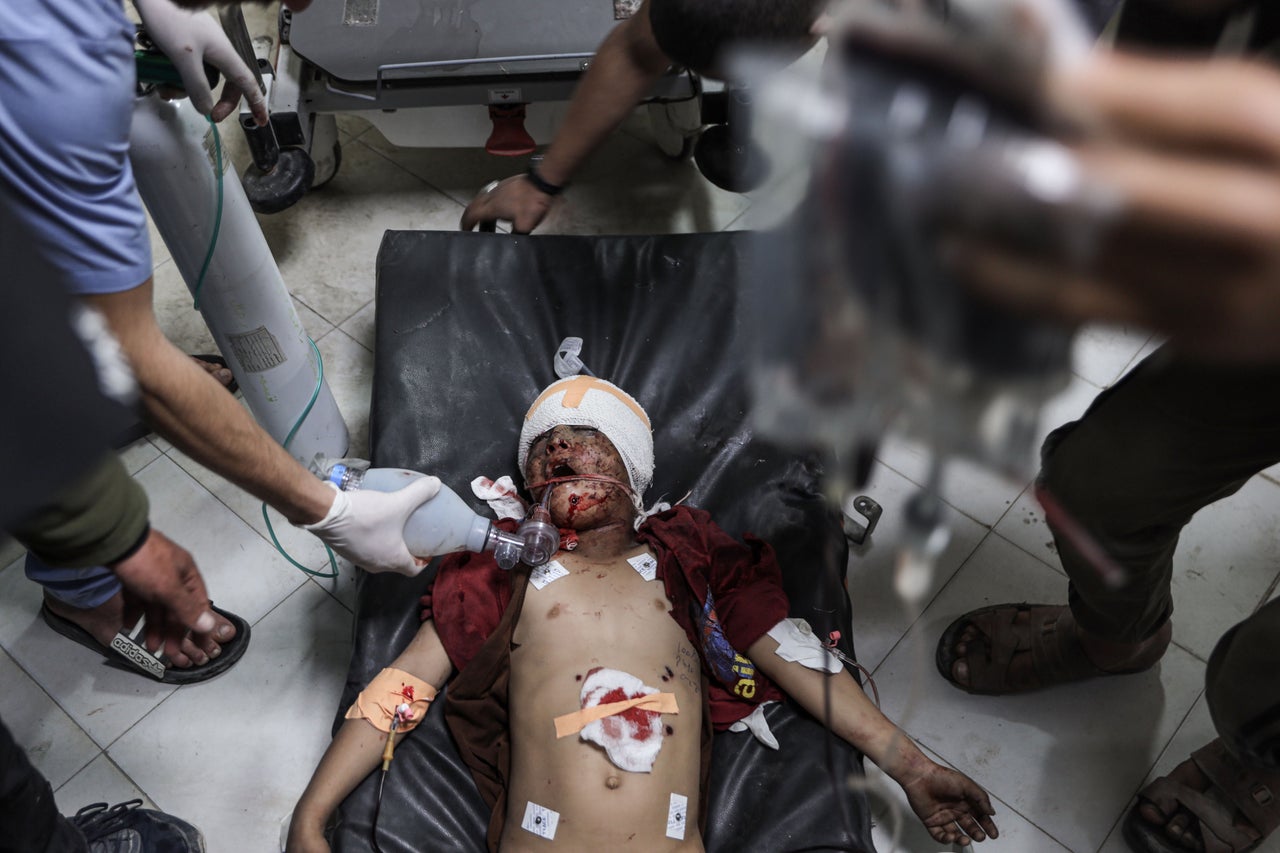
[287,620,454,853]
[746,632,999,847]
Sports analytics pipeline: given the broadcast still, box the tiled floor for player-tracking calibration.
[4,11,1280,853]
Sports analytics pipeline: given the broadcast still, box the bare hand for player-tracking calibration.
[899,762,999,846]
[948,52,1280,363]
[109,528,220,661]
[460,175,555,234]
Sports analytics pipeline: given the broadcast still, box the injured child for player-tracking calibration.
[287,376,999,852]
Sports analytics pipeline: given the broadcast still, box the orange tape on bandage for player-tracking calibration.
[345,667,437,734]
[553,693,679,738]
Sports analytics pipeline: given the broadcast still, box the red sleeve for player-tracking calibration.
[426,550,510,673]
[706,526,790,655]
[643,506,790,654]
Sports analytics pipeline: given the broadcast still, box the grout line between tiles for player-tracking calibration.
[1090,686,1205,853]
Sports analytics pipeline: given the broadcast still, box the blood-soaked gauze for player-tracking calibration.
[553,668,679,773]
[345,668,436,733]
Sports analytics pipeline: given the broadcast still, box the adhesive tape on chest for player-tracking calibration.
[556,667,678,773]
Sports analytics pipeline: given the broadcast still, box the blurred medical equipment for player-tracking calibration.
[745,0,1118,541]
[221,0,709,212]
[742,8,1121,835]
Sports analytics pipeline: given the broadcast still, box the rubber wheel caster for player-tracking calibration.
[241,147,316,214]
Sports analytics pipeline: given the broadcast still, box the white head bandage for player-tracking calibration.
[519,376,655,499]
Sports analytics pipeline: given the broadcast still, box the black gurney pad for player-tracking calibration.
[333,230,875,852]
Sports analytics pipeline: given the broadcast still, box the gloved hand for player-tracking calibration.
[132,0,268,125]
[299,477,443,575]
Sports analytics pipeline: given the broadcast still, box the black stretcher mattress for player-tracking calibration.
[332,230,875,853]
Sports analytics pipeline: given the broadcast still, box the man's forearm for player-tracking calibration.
[536,0,672,186]
[84,282,333,525]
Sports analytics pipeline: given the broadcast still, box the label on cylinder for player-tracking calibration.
[228,325,287,373]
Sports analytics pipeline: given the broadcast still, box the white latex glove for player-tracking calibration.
[133,0,268,125]
[300,478,442,576]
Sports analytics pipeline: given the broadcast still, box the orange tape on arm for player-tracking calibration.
[345,667,437,734]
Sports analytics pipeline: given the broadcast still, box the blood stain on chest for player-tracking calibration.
[598,686,658,743]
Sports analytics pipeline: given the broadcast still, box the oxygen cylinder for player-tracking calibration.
[127,93,348,463]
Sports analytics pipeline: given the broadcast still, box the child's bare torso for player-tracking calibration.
[501,542,706,852]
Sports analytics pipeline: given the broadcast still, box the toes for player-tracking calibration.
[1138,802,1167,827]
[952,660,970,685]
[179,637,209,668]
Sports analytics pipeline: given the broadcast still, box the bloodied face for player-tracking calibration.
[524,425,635,530]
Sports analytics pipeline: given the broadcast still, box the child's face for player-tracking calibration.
[524,424,636,530]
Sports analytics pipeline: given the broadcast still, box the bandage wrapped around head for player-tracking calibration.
[518,376,655,500]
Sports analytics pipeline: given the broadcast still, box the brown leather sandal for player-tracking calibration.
[934,603,1167,696]
[1123,739,1280,853]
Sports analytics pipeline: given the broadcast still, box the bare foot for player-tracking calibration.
[1134,742,1278,852]
[44,591,236,670]
[192,355,234,388]
[949,605,1171,690]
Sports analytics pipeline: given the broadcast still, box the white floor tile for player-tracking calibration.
[995,471,1280,665]
[1095,698,1280,853]
[847,462,991,673]
[878,535,1206,853]
[0,558,178,749]
[538,150,751,235]
[54,754,156,816]
[151,259,218,357]
[315,328,374,461]
[0,536,24,574]
[875,375,1103,529]
[866,746,1070,853]
[118,438,161,476]
[108,583,352,853]
[1071,324,1152,390]
[0,456,308,747]
[991,490,1065,576]
[339,300,376,353]
[0,648,99,791]
[133,456,308,627]
[1164,475,1280,661]
[257,140,465,328]
[165,443,335,577]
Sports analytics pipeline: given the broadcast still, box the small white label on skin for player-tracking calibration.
[628,553,658,582]
[521,801,559,839]
[530,560,569,590]
[666,793,688,840]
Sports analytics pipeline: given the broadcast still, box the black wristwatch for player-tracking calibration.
[525,159,567,196]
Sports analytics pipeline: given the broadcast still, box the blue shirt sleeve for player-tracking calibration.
[0,0,152,296]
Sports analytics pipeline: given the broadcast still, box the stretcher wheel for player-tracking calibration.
[241,147,315,214]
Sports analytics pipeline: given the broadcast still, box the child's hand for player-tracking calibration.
[899,762,999,846]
